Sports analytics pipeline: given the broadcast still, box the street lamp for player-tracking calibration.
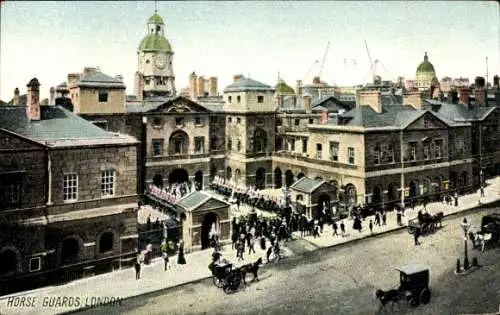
[460,219,471,270]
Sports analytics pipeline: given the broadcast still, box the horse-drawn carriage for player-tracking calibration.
[468,213,500,251]
[407,211,443,235]
[209,256,263,294]
[376,264,431,309]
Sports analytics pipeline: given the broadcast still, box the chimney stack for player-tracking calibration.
[449,90,459,104]
[360,90,383,113]
[296,80,302,96]
[208,76,218,96]
[49,87,56,105]
[26,78,41,121]
[67,73,81,85]
[303,94,312,113]
[493,75,499,88]
[403,91,424,110]
[196,76,205,97]
[312,76,321,84]
[13,88,20,105]
[189,72,197,99]
[83,67,100,77]
[459,87,470,108]
[320,109,329,124]
[233,74,243,82]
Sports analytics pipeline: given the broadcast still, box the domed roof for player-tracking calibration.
[223,77,274,93]
[416,52,435,74]
[139,34,172,51]
[275,79,295,94]
[148,13,164,25]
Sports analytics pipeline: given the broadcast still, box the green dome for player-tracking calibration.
[139,34,172,51]
[416,52,435,74]
[275,79,295,94]
[148,13,164,25]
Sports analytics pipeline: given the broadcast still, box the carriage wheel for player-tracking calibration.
[420,288,431,304]
[212,276,224,288]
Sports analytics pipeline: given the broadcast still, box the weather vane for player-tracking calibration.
[154,0,158,14]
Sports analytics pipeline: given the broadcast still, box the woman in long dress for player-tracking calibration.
[177,239,186,265]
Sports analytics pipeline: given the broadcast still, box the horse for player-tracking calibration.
[474,232,492,252]
[375,289,401,310]
[239,257,263,285]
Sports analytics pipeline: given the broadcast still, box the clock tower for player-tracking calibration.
[135,12,176,100]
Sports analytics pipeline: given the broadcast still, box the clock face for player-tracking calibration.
[155,54,166,69]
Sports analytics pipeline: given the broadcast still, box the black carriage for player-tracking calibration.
[407,211,443,235]
[397,264,431,306]
[481,213,500,246]
[208,261,243,293]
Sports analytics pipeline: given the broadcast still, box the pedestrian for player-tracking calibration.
[237,241,245,261]
[163,251,169,271]
[332,221,338,236]
[248,236,256,255]
[340,221,346,237]
[480,186,485,198]
[313,225,320,238]
[369,219,373,234]
[260,235,266,250]
[375,212,381,226]
[135,260,141,280]
[414,228,421,246]
[454,192,459,207]
[319,217,324,234]
[382,211,387,225]
[177,240,186,265]
[147,214,151,230]
[423,198,427,211]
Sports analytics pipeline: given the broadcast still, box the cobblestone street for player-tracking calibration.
[75,207,500,315]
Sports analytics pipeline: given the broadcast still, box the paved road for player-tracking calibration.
[75,207,500,315]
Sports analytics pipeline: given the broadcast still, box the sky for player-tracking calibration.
[1,1,499,101]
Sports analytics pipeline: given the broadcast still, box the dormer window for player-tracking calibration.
[257,96,264,103]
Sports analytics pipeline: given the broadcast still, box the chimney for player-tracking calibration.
[303,94,312,113]
[196,76,205,97]
[449,90,459,104]
[49,87,56,105]
[459,87,470,108]
[312,76,321,84]
[13,88,20,105]
[475,76,485,88]
[296,80,302,96]
[67,73,81,84]
[233,74,243,82]
[359,90,383,113]
[208,76,218,96]
[475,87,486,107]
[83,67,100,77]
[26,78,41,121]
[189,72,197,99]
[320,109,329,124]
[493,75,499,88]
[403,91,424,110]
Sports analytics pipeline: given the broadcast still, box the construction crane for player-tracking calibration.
[318,41,330,80]
[364,39,375,83]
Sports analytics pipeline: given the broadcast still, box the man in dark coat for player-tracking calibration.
[414,228,421,246]
[332,220,338,236]
[340,221,346,236]
[135,261,141,280]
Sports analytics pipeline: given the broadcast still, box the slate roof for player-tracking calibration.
[0,105,136,147]
[223,77,274,93]
[77,72,126,89]
[176,191,230,212]
[125,96,211,113]
[6,94,27,106]
[334,105,423,128]
[424,100,496,123]
[290,177,325,193]
[311,96,353,113]
[197,97,225,112]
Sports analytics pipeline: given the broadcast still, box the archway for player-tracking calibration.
[168,168,189,184]
[387,183,397,203]
[459,171,468,187]
[195,171,203,190]
[254,129,267,153]
[235,169,241,184]
[201,212,219,250]
[0,249,19,276]
[285,170,294,187]
[99,232,114,253]
[297,172,305,179]
[423,178,431,195]
[226,167,232,181]
[61,237,82,264]
[255,168,266,190]
[450,172,458,189]
[168,130,189,155]
[153,174,163,188]
[274,168,282,189]
[409,181,418,197]
[344,184,357,205]
[317,194,331,218]
[372,185,382,206]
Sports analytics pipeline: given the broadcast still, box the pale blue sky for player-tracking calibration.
[1,1,498,100]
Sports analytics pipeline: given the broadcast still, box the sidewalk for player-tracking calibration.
[0,178,499,315]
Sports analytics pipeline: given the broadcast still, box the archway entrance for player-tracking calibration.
[195,171,203,190]
[387,183,398,208]
[226,167,232,181]
[0,249,18,276]
[201,212,219,250]
[372,186,382,206]
[450,172,458,190]
[255,168,266,190]
[274,168,282,189]
[153,174,163,188]
[285,170,294,187]
[317,194,331,218]
[409,181,418,197]
[297,172,305,179]
[61,237,81,264]
[169,168,189,184]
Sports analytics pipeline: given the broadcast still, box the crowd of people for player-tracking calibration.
[148,181,198,204]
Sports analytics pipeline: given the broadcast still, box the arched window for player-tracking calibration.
[235,169,241,183]
[227,138,232,151]
[226,167,232,180]
[254,129,267,153]
[237,139,242,152]
[169,131,189,155]
[99,232,114,253]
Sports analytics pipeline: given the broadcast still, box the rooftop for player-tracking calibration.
[76,72,126,89]
[223,77,274,93]
[139,34,172,52]
[290,177,325,193]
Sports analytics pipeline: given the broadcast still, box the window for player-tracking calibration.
[237,95,241,103]
[99,232,114,253]
[288,138,295,151]
[175,117,184,126]
[456,137,464,153]
[275,137,283,151]
[101,170,115,197]
[423,144,430,160]
[348,147,355,164]
[237,117,241,124]
[295,119,300,126]
[374,144,381,165]
[195,117,201,125]
[408,143,417,161]
[316,143,322,159]
[228,117,232,123]
[227,138,232,150]
[257,96,264,103]
[152,139,164,156]
[434,140,443,158]
[302,139,308,154]
[387,144,395,163]
[256,118,264,125]
[423,118,429,128]
[210,137,217,151]
[309,118,314,124]
[63,173,78,201]
[276,118,282,126]
[330,142,339,161]
[228,96,232,103]
[0,173,22,209]
[195,137,205,154]
[98,89,108,102]
[153,118,162,128]
[29,257,41,272]
[237,139,242,152]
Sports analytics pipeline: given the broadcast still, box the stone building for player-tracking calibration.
[0,78,139,294]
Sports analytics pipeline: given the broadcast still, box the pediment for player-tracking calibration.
[153,96,210,113]
[406,112,448,130]
[192,197,229,212]
[0,129,46,150]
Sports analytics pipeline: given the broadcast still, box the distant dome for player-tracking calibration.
[275,79,295,94]
[416,52,435,74]
[148,13,164,25]
[139,34,172,51]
